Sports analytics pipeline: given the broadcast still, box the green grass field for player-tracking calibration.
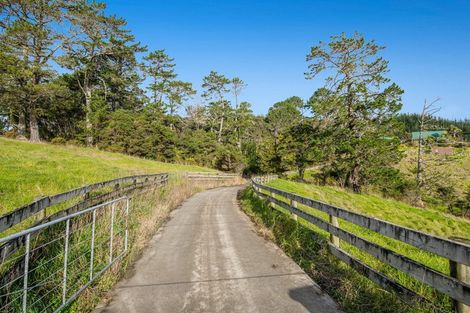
[398,146,470,197]
[258,178,470,312]
[0,137,213,214]
[268,179,470,238]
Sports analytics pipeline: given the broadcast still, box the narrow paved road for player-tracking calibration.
[97,186,342,313]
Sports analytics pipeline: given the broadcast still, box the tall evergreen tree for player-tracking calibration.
[261,96,303,173]
[143,49,176,109]
[166,80,195,115]
[100,36,147,112]
[231,77,247,149]
[0,0,69,141]
[202,71,231,142]
[306,33,403,192]
[60,0,135,146]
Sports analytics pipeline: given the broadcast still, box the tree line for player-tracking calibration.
[397,113,470,141]
[0,1,258,169]
[1,1,467,200]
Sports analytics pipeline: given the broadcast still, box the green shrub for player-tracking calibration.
[105,144,125,153]
[368,167,416,200]
[213,146,243,172]
[66,139,82,146]
[4,131,17,138]
[50,137,66,145]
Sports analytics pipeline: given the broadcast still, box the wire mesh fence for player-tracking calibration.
[0,197,129,313]
[0,172,240,312]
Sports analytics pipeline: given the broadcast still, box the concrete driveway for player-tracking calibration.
[96,186,342,313]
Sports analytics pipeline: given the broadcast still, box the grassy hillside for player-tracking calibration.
[288,146,470,215]
[397,146,470,199]
[268,179,470,238]
[0,137,213,214]
[257,178,470,312]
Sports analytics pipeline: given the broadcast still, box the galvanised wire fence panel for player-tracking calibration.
[0,197,129,313]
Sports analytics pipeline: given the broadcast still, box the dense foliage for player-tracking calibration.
[0,1,467,212]
[397,113,470,141]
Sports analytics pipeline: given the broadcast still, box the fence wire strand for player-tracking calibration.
[0,197,129,312]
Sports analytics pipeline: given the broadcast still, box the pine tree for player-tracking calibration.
[60,0,134,146]
[0,0,69,141]
[306,33,403,192]
[202,71,231,142]
[143,50,176,110]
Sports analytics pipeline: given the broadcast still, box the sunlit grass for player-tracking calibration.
[260,178,470,311]
[0,137,213,214]
[268,179,470,238]
[240,188,428,313]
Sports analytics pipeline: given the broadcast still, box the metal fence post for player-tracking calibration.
[22,233,30,313]
[109,203,115,263]
[124,198,129,252]
[329,215,340,247]
[89,210,96,281]
[450,237,470,313]
[62,219,70,304]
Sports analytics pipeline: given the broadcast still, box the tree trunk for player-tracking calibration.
[346,81,354,129]
[29,107,40,142]
[218,116,224,143]
[235,94,241,150]
[17,111,27,140]
[85,89,93,147]
[417,118,424,189]
[298,167,305,181]
[417,135,423,187]
[349,163,361,193]
[236,124,241,150]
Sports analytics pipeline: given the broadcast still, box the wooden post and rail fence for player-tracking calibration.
[251,176,470,313]
[1,171,468,312]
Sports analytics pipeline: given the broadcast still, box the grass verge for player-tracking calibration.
[239,187,446,313]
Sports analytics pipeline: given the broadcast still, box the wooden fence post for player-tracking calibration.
[290,199,298,221]
[329,215,340,247]
[35,196,46,221]
[450,237,470,313]
[270,192,276,210]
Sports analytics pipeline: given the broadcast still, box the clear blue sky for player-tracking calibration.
[107,0,470,119]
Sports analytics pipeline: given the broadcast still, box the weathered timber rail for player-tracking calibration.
[0,173,169,262]
[251,177,470,312]
[0,173,169,233]
[0,172,241,312]
[186,171,239,180]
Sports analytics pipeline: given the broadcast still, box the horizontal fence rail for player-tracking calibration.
[251,177,470,311]
[0,197,129,313]
[0,174,169,264]
[186,172,239,180]
[0,173,169,234]
[0,171,242,311]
